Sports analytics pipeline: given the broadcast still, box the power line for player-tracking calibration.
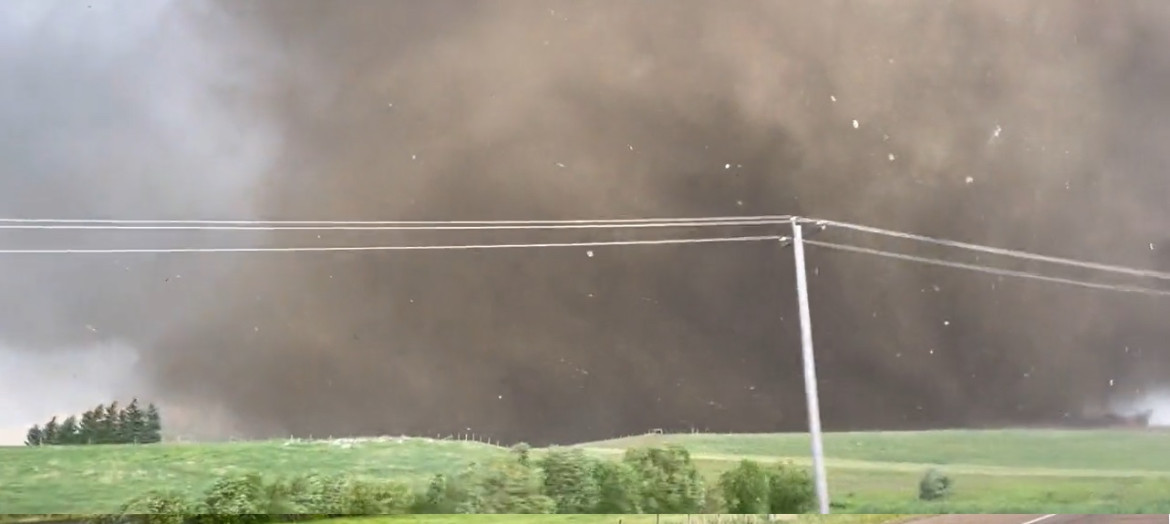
[0,234,784,255]
[803,239,1170,297]
[0,217,791,232]
[0,214,792,226]
[10,213,1169,285]
[4,211,1169,292]
[802,217,1170,283]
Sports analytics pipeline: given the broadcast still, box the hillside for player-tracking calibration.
[4,430,1170,514]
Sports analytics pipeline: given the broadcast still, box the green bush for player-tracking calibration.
[338,478,414,515]
[412,473,463,514]
[274,473,347,518]
[622,445,706,513]
[105,490,193,524]
[919,468,953,501]
[451,456,556,514]
[101,442,747,518]
[197,473,269,523]
[511,442,533,466]
[538,448,602,513]
[592,460,642,513]
[765,462,815,513]
[719,460,770,514]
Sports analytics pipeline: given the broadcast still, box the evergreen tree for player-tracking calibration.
[143,403,162,444]
[42,416,60,446]
[59,415,80,445]
[118,404,131,443]
[78,407,100,444]
[100,402,121,444]
[121,398,147,444]
[91,403,112,444]
[25,424,43,446]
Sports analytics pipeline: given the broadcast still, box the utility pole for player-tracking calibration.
[790,217,830,514]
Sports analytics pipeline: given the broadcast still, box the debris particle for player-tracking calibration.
[411,154,417,160]
[1109,379,1115,387]
[1150,243,1156,251]
[555,162,566,168]
[586,250,594,258]
[965,176,975,184]
[888,153,896,161]
[943,320,951,326]
[724,163,731,169]
[830,95,837,102]
[852,119,860,129]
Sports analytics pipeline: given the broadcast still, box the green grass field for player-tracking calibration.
[2,429,1170,515]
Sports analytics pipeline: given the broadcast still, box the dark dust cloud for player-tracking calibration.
[3,0,1170,443]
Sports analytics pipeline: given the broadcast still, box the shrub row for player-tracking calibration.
[94,444,816,522]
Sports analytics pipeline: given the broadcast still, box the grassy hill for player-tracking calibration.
[3,429,1170,514]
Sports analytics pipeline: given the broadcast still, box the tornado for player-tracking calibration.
[2,0,1170,443]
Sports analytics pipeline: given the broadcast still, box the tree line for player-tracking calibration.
[25,399,162,446]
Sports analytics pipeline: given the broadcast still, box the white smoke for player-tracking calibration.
[1112,389,1170,427]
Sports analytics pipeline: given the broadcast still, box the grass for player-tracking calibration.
[320,516,916,524]
[0,437,500,515]
[3,429,1170,514]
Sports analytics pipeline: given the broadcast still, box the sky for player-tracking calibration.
[3,0,1170,445]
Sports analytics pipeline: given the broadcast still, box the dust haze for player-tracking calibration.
[3,0,1170,444]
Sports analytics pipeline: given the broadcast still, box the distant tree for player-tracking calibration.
[100,402,121,444]
[42,416,60,446]
[59,415,81,445]
[144,403,163,443]
[25,424,43,446]
[78,407,100,444]
[121,398,147,444]
[24,400,161,448]
[90,403,111,443]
